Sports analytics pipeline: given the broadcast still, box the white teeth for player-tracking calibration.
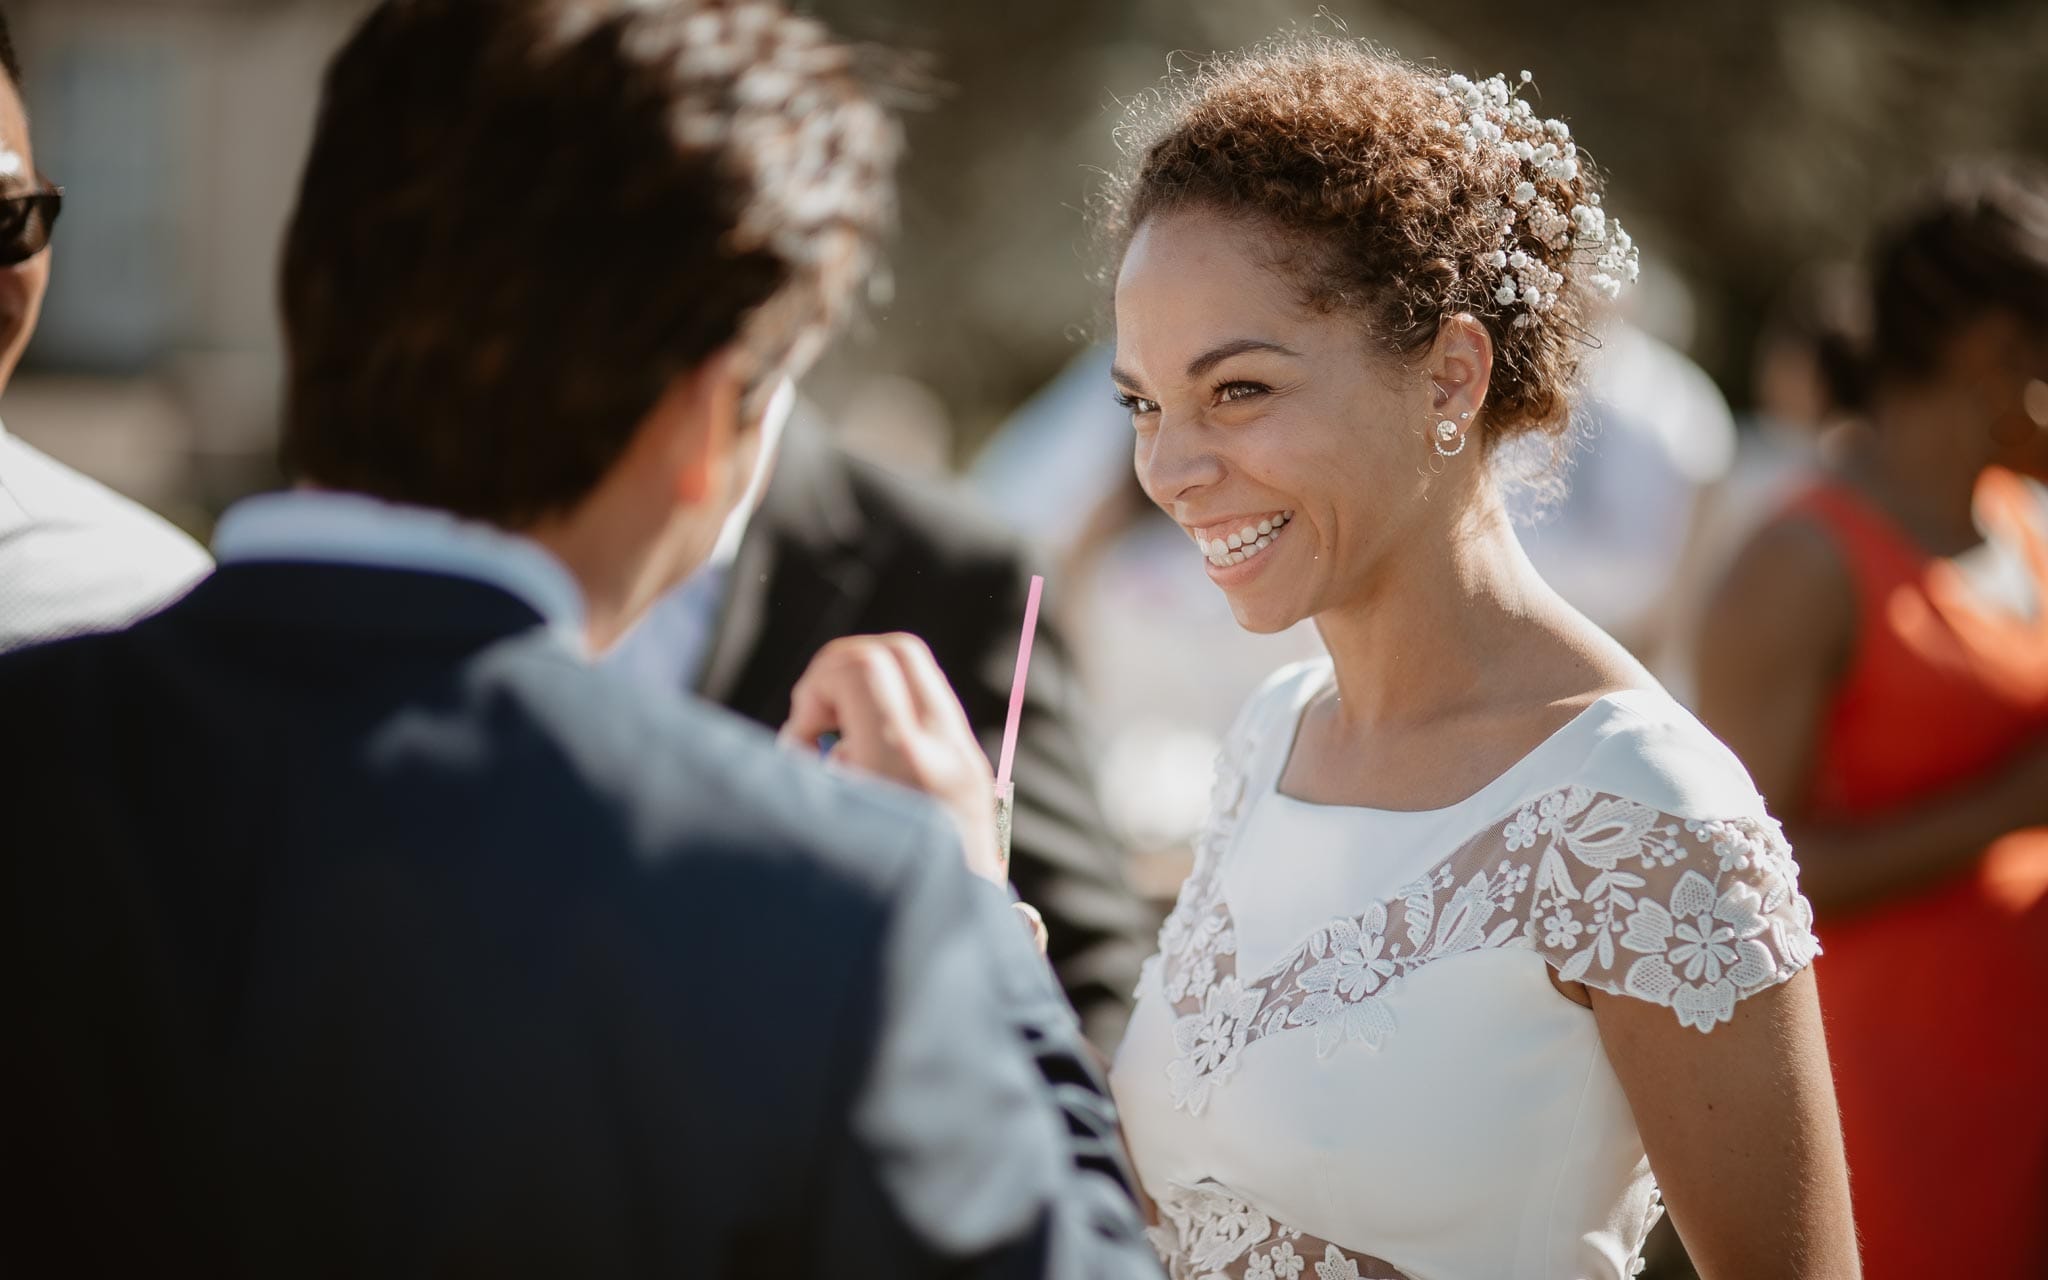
[1195,512,1292,568]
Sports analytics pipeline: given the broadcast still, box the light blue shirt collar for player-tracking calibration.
[212,490,588,655]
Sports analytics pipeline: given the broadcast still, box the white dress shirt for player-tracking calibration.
[0,419,214,654]
[212,489,588,655]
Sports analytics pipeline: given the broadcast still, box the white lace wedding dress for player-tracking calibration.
[1109,660,1820,1280]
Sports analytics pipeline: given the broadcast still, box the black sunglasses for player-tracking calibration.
[0,186,62,267]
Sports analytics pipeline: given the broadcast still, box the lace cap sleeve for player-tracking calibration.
[1517,789,1821,1031]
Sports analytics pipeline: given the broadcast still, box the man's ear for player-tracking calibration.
[662,346,743,504]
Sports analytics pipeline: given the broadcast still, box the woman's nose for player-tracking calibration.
[1138,417,1227,507]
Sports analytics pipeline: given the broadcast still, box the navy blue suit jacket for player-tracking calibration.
[0,563,1158,1277]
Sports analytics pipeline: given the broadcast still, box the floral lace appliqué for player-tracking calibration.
[1149,780,1819,1113]
[1148,1181,1412,1280]
[1146,729,1256,1111]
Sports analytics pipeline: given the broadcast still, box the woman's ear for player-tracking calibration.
[1426,313,1494,424]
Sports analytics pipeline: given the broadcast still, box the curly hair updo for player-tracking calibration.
[1100,36,1634,449]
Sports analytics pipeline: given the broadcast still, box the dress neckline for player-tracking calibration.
[1264,662,1655,821]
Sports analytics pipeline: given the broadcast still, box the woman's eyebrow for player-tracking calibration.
[1112,338,1301,393]
[1184,338,1299,378]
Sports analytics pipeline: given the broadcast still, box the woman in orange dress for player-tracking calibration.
[1697,161,2048,1278]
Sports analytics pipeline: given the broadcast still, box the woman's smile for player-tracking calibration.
[1187,509,1294,575]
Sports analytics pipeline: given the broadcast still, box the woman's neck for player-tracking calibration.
[1855,387,1991,556]
[1310,490,1576,732]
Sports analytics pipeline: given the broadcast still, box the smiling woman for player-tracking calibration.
[1096,35,1860,1280]
[1100,48,1628,451]
[1096,44,1635,641]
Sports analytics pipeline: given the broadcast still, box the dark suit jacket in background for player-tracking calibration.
[700,423,1155,1049]
[0,563,1159,1278]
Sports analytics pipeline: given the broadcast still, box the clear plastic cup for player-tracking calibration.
[994,779,1015,881]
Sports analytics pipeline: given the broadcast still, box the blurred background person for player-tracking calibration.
[1656,263,1871,701]
[1509,258,1737,663]
[1695,159,2048,1279]
[970,348,1127,547]
[0,11,207,653]
[609,396,1154,1050]
[1748,264,1870,447]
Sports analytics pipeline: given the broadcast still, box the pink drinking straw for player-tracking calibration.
[994,575,1045,794]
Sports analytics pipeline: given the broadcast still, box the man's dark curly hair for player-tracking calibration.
[281,0,904,527]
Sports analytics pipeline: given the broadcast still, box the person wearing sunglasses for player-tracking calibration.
[0,6,211,654]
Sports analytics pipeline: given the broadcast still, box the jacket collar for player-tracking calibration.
[695,418,879,702]
[213,489,587,656]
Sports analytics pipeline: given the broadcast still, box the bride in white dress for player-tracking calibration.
[1090,38,1858,1280]
[786,34,1861,1280]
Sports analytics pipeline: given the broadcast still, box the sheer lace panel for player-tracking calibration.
[1149,776,1820,1116]
[1149,1181,1412,1280]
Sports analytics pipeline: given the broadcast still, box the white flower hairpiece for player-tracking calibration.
[1432,70,1640,325]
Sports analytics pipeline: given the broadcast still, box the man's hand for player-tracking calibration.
[781,634,1006,884]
